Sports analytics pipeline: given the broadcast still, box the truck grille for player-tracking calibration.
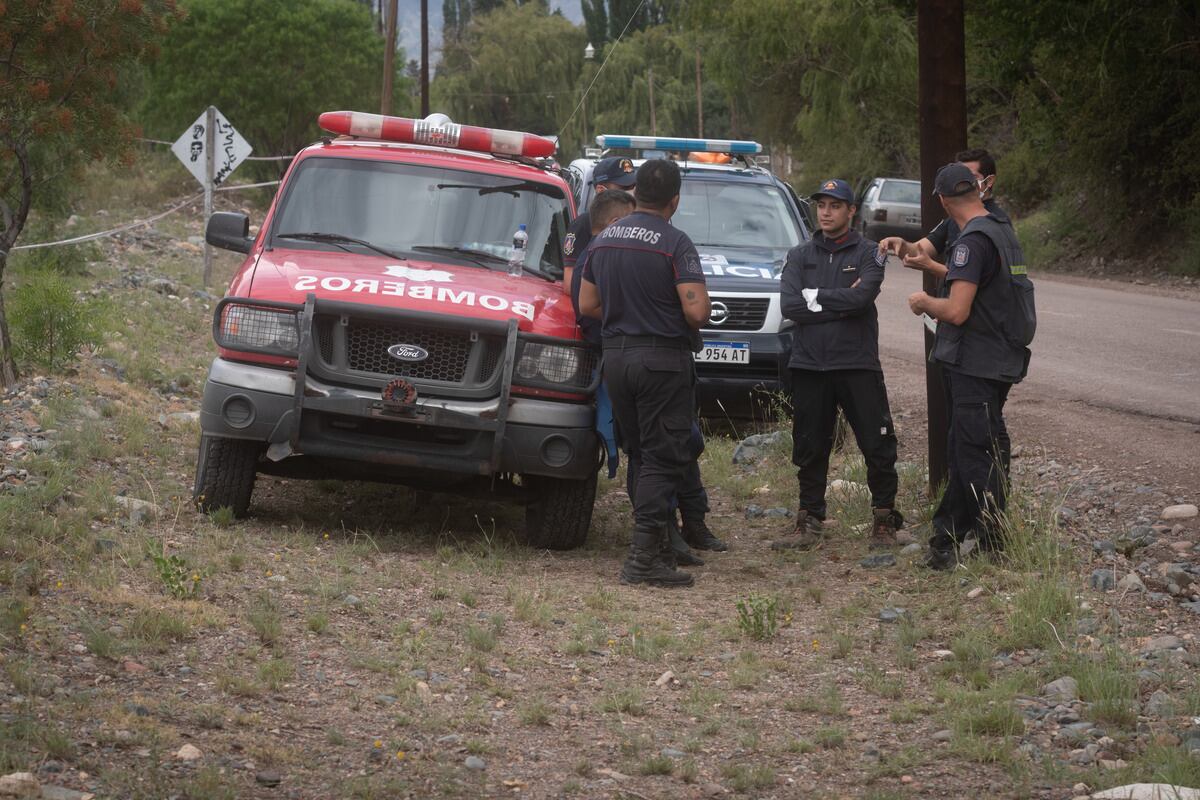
[709,297,770,331]
[312,316,501,386]
[346,322,471,381]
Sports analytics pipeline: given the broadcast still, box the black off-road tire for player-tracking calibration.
[523,472,597,550]
[193,435,263,518]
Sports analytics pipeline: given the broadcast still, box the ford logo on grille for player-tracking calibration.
[708,301,729,325]
[387,343,429,362]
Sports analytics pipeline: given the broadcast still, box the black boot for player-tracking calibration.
[620,529,694,588]
[681,516,728,552]
[668,524,705,567]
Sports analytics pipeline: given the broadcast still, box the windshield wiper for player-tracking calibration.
[435,180,565,199]
[275,232,404,260]
[410,245,506,269]
[412,245,555,282]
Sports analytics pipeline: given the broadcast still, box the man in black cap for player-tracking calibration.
[773,179,903,553]
[907,163,1036,570]
[578,159,711,588]
[877,148,1010,276]
[562,156,638,289]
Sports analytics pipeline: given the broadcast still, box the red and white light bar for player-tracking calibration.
[318,111,557,158]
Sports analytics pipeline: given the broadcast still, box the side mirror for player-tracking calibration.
[206,212,254,254]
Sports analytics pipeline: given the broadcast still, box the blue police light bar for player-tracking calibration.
[596,134,763,155]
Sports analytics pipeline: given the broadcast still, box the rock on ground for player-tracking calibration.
[1091,785,1200,800]
[0,772,39,798]
[1042,676,1080,703]
[1161,504,1198,520]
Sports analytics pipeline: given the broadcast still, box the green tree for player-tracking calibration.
[691,0,918,184]
[142,0,414,159]
[0,0,179,387]
[434,2,587,150]
[967,0,1199,255]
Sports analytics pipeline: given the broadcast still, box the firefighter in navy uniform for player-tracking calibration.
[578,159,712,588]
[562,157,638,290]
[773,179,903,552]
[907,163,1036,570]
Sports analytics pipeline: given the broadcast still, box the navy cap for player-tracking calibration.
[592,156,638,187]
[810,178,854,203]
[933,162,978,197]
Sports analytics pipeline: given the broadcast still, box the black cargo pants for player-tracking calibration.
[603,338,696,534]
[930,370,1012,551]
[790,368,898,520]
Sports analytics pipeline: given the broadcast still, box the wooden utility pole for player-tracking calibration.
[695,48,704,138]
[917,0,967,491]
[381,0,398,115]
[648,67,657,136]
[420,0,430,116]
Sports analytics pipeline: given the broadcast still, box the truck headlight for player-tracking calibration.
[516,342,583,385]
[218,304,300,354]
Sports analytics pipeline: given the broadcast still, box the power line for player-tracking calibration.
[557,0,648,140]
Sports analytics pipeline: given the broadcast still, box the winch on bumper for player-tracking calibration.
[193,294,601,549]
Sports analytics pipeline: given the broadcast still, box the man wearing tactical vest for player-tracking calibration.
[906,163,1036,571]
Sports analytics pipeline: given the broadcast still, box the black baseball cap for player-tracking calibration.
[810,178,855,203]
[933,162,978,197]
[592,156,638,187]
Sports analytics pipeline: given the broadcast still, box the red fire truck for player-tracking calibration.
[194,112,599,549]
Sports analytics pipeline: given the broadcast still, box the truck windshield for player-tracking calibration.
[270,156,570,276]
[673,179,802,249]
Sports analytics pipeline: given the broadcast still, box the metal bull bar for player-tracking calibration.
[282,293,521,476]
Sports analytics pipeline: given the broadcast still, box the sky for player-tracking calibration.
[395,1,584,67]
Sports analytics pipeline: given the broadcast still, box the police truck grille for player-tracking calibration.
[710,297,770,331]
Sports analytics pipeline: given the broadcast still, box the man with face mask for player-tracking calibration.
[906,163,1035,570]
[772,179,903,553]
[877,148,1009,277]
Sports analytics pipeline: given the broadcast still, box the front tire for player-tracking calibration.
[523,472,597,550]
[193,435,262,517]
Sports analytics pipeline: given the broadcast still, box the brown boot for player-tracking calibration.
[869,508,903,550]
[771,510,825,551]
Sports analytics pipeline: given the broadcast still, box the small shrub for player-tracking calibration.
[9,269,103,371]
[638,754,674,775]
[599,686,645,716]
[129,608,190,648]
[465,624,497,652]
[518,698,552,726]
[247,593,283,646]
[813,726,847,749]
[148,543,201,599]
[735,592,779,640]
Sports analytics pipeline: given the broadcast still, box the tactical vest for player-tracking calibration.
[931,213,1036,383]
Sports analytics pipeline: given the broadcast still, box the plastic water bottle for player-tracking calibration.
[507,224,528,276]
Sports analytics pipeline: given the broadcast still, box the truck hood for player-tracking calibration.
[697,245,786,292]
[245,248,577,335]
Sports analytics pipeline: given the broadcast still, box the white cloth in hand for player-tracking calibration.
[801,288,822,313]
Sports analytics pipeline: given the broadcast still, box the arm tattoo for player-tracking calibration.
[686,290,696,300]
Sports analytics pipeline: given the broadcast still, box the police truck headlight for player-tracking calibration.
[218,305,300,354]
[516,343,582,384]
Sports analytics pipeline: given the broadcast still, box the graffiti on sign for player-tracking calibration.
[170,107,253,188]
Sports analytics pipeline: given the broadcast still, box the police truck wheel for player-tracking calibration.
[193,435,263,518]
[523,472,597,550]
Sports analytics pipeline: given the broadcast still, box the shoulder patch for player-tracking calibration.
[952,244,970,267]
[684,254,702,275]
[563,233,575,256]
[874,247,886,267]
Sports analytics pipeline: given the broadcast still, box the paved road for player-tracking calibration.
[876,266,1200,425]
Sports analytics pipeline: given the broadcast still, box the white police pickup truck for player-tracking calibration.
[567,135,812,418]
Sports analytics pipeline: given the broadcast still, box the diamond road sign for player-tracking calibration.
[170,107,252,187]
